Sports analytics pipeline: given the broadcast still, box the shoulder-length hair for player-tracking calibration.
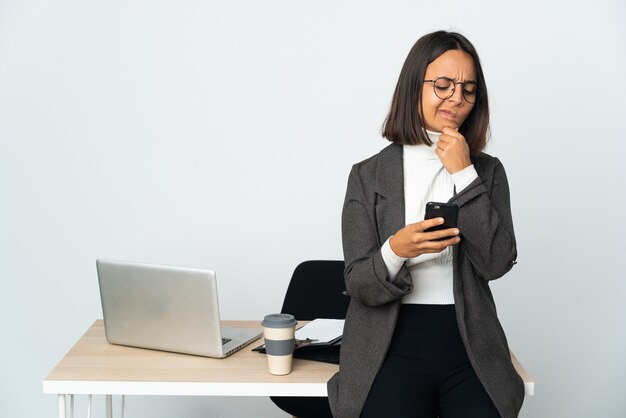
[382,31,489,156]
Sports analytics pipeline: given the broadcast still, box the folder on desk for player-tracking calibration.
[253,319,344,364]
[295,318,344,346]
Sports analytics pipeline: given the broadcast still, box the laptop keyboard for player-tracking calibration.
[221,337,232,345]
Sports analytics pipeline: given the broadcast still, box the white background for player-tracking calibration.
[1,1,625,417]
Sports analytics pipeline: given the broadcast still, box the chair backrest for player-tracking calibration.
[280,260,350,320]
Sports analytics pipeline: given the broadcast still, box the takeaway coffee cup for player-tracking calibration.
[261,313,297,375]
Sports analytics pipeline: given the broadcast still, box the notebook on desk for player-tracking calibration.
[96,259,262,358]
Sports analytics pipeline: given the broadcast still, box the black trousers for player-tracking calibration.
[360,304,500,418]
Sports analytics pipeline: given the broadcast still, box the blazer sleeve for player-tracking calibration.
[341,165,413,306]
[449,157,517,281]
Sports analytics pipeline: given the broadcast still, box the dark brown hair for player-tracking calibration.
[382,31,489,155]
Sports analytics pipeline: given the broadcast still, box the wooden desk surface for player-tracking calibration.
[44,320,533,397]
[43,320,337,396]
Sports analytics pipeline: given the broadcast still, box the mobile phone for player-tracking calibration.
[423,202,459,241]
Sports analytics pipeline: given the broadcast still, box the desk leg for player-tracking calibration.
[106,395,113,418]
[58,394,65,418]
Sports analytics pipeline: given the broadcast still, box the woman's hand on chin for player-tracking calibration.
[435,126,471,174]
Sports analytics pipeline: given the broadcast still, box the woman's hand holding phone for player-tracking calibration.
[389,217,460,258]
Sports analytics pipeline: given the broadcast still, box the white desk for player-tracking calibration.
[44,320,533,417]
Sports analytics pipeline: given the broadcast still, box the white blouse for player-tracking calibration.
[380,130,478,304]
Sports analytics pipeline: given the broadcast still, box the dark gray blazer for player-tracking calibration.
[327,143,524,418]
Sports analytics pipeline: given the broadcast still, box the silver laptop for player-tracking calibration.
[96,259,262,358]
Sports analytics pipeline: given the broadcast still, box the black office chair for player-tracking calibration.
[270,260,350,418]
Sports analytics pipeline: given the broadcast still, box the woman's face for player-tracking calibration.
[420,49,477,133]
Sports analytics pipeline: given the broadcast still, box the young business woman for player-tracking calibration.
[327,31,524,418]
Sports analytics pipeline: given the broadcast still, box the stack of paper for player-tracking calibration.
[295,318,344,345]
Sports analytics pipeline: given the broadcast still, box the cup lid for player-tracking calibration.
[262,313,297,328]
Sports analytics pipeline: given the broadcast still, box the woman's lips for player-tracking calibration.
[438,109,456,120]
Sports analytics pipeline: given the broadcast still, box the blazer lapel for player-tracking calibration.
[374,144,405,245]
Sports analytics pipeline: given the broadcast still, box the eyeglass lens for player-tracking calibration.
[432,78,477,103]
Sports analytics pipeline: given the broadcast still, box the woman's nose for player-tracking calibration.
[447,87,464,105]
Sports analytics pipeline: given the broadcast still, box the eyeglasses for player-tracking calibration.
[423,77,478,104]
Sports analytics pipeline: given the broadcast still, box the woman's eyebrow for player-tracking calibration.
[437,75,478,83]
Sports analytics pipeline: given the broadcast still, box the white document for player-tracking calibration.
[295,318,344,344]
